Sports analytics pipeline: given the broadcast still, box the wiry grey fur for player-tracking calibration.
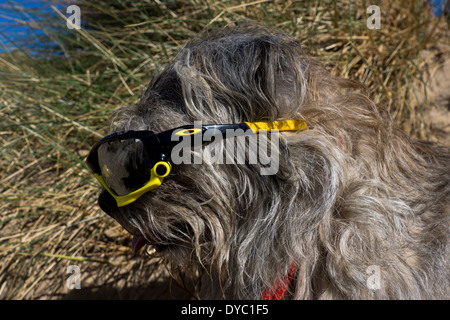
[100,25,449,299]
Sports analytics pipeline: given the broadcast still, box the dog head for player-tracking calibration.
[89,25,361,298]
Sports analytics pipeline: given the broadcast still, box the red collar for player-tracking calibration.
[262,135,340,299]
[261,262,296,300]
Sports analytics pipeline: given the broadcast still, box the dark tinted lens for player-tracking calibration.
[97,138,152,196]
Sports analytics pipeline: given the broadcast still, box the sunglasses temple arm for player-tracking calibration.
[244,120,309,133]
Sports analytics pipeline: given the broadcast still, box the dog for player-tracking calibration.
[88,25,449,299]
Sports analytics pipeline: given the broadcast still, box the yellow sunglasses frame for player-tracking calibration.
[94,161,172,207]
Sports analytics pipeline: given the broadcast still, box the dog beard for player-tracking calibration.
[95,24,450,299]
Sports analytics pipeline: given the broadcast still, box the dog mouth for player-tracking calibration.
[131,234,150,254]
[98,191,191,255]
[131,233,171,255]
[131,231,185,255]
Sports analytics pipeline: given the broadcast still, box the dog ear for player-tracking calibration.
[146,68,185,110]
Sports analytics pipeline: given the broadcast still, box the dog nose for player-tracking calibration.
[98,190,118,216]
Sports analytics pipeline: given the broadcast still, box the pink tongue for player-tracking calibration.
[132,234,149,254]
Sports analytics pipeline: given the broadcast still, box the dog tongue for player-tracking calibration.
[132,234,148,254]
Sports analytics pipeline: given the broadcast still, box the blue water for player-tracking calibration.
[0,0,66,54]
[428,0,449,16]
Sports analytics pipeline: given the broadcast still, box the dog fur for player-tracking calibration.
[98,25,449,299]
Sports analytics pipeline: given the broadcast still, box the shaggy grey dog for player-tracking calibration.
[93,25,449,299]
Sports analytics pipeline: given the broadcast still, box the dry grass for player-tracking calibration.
[0,0,448,299]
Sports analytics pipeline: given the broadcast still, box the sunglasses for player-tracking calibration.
[86,120,309,207]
